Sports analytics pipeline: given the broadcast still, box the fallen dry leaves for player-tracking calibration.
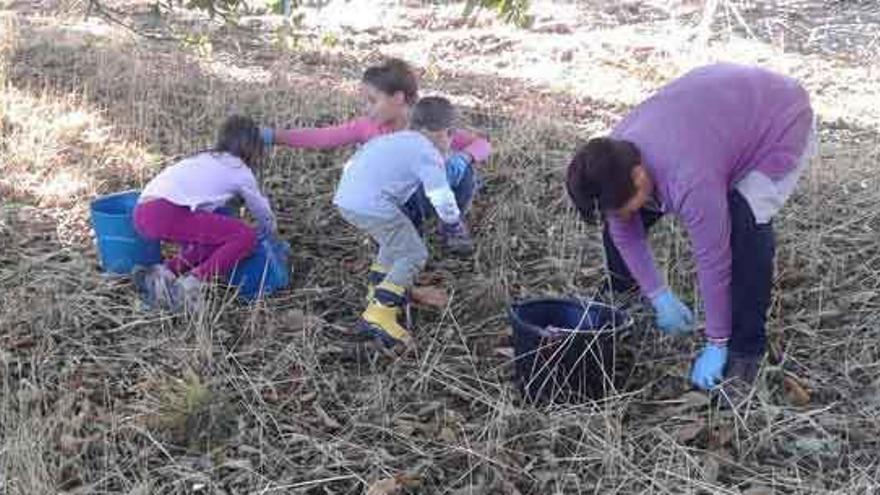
[365,474,422,495]
[410,285,450,308]
[673,418,705,443]
[783,375,811,406]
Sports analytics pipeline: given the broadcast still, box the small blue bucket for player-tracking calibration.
[229,236,292,301]
[90,191,162,274]
[509,298,633,404]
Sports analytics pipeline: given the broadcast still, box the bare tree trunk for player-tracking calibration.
[695,0,720,48]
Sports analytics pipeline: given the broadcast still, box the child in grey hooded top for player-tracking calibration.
[334,96,464,348]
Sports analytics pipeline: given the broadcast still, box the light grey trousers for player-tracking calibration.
[339,207,428,288]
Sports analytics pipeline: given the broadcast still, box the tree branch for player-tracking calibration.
[86,0,177,41]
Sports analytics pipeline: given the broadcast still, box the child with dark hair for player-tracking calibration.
[261,58,490,255]
[566,64,815,405]
[132,115,277,310]
[334,96,464,348]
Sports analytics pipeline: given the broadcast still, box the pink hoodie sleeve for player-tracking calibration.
[451,128,492,163]
[274,117,376,150]
[607,213,665,298]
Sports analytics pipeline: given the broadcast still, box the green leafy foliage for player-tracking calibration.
[184,0,244,20]
[267,0,303,18]
[464,0,533,28]
[273,22,301,51]
[169,0,302,22]
[181,32,213,57]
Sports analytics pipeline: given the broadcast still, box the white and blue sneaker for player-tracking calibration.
[169,274,204,313]
[133,265,176,310]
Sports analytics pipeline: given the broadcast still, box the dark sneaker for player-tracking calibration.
[439,221,474,256]
[716,354,761,410]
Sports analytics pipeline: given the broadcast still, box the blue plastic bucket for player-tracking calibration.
[508,298,632,404]
[90,191,162,274]
[229,236,292,301]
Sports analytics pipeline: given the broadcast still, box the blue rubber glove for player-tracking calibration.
[650,289,695,335]
[260,127,275,148]
[691,343,728,390]
[445,152,473,188]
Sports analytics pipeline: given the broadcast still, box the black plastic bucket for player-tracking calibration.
[508,298,633,404]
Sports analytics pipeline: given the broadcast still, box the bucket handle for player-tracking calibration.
[560,295,636,338]
[509,298,633,340]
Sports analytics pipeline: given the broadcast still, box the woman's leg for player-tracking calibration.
[726,190,775,375]
[726,119,815,380]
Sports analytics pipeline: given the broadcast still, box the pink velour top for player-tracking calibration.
[607,63,813,341]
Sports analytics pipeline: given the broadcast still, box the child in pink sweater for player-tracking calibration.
[261,58,491,257]
[133,116,277,311]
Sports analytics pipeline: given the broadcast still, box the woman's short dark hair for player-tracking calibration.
[410,96,456,132]
[362,58,419,105]
[566,138,641,222]
[215,115,262,169]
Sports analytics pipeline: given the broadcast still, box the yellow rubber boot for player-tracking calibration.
[365,263,389,302]
[356,281,411,347]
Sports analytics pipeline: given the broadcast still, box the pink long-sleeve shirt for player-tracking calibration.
[607,63,813,341]
[140,152,276,233]
[274,116,492,163]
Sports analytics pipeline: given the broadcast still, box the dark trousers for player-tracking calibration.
[602,190,774,358]
[402,163,477,232]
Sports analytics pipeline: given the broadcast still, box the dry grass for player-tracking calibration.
[2,3,880,494]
